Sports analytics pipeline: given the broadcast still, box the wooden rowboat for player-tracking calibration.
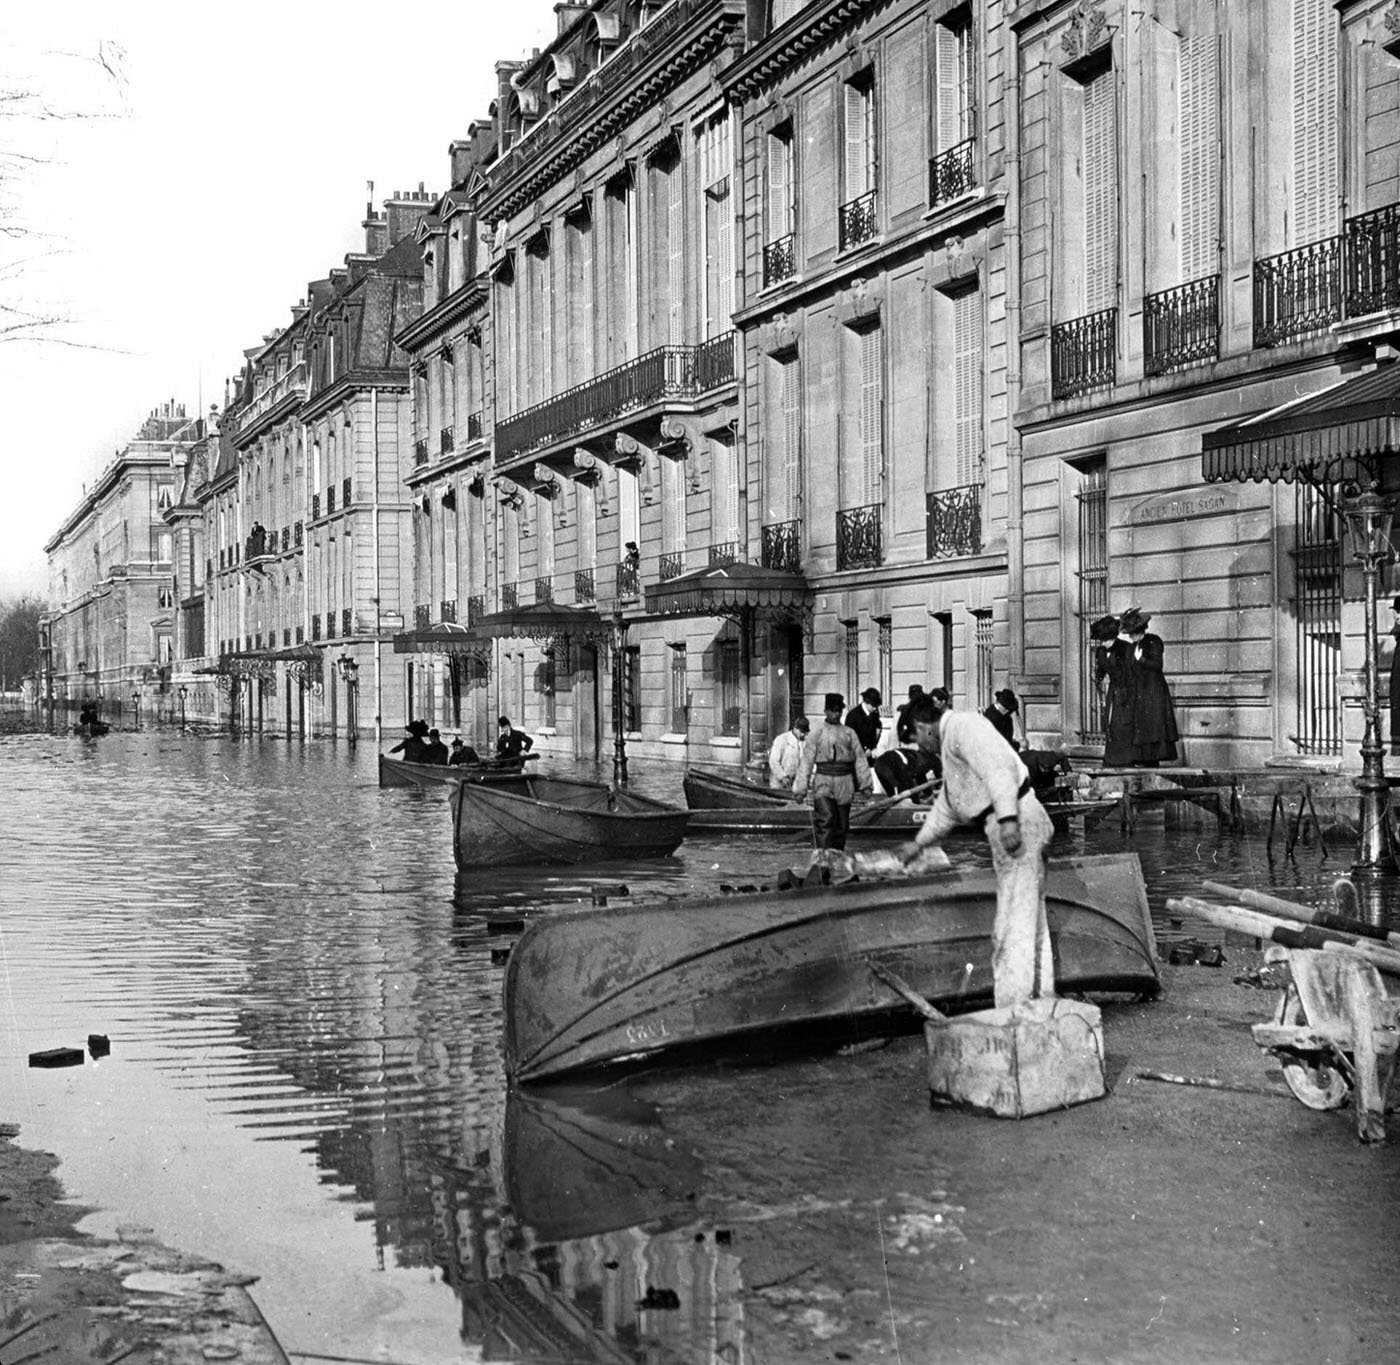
[73,720,111,738]
[682,767,794,808]
[378,752,537,788]
[504,853,1161,1082]
[451,774,689,869]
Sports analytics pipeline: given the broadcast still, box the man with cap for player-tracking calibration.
[768,714,811,789]
[898,696,1054,1008]
[495,715,535,768]
[982,688,1022,752]
[793,693,873,850]
[844,687,884,757]
[424,728,450,765]
[388,719,430,764]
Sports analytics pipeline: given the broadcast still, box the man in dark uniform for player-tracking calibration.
[982,688,1021,751]
[495,716,535,768]
[844,687,884,757]
[793,692,873,850]
[424,728,451,765]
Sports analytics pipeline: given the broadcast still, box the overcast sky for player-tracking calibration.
[0,1,558,598]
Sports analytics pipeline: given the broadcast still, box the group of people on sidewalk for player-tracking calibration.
[1092,607,1180,767]
[387,715,534,768]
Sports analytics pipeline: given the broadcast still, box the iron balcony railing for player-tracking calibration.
[1143,275,1220,376]
[1254,237,1343,347]
[1051,307,1116,399]
[342,609,352,638]
[414,604,431,629]
[1345,203,1400,319]
[575,567,595,603]
[926,484,983,559]
[342,477,352,508]
[294,520,303,547]
[237,361,308,437]
[283,628,291,647]
[762,519,800,572]
[441,600,457,623]
[440,426,454,455]
[617,558,640,599]
[325,484,336,515]
[311,493,321,520]
[495,333,736,462]
[660,552,684,582]
[295,625,304,645]
[414,439,429,466]
[930,138,976,207]
[839,190,878,251]
[502,582,519,610]
[467,410,484,442]
[536,576,554,605]
[708,541,738,566]
[837,503,883,572]
[764,233,796,287]
[312,616,322,642]
[467,594,484,625]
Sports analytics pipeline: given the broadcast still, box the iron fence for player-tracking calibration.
[343,477,352,507]
[925,484,982,559]
[1051,307,1116,399]
[325,484,336,514]
[440,426,454,455]
[467,410,484,442]
[414,439,429,466]
[708,541,738,566]
[764,233,796,287]
[930,138,975,207]
[839,190,878,251]
[575,567,595,603]
[441,600,457,623]
[536,576,554,604]
[467,594,484,626]
[502,582,518,610]
[1253,237,1343,347]
[1345,202,1400,319]
[617,559,640,599]
[660,552,684,581]
[762,520,800,572]
[414,604,431,629]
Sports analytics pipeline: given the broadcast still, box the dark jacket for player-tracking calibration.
[496,727,534,761]
[424,739,450,765]
[389,735,429,763]
[874,746,936,799]
[449,744,481,767]
[844,704,882,754]
[981,704,1019,751]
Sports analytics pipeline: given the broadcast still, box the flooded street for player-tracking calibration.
[0,725,1369,1362]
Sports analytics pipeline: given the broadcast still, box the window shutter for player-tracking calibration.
[662,453,685,553]
[953,290,982,488]
[1083,68,1118,314]
[782,357,802,520]
[768,133,791,241]
[844,82,869,199]
[1291,0,1338,245]
[935,22,960,154]
[860,325,883,505]
[668,159,685,344]
[1179,34,1219,282]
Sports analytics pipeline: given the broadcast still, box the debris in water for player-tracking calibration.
[28,1047,84,1069]
[637,1287,680,1310]
[88,1034,111,1058]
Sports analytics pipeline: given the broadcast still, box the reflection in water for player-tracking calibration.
[0,725,1372,1363]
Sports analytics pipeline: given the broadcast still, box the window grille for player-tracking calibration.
[973,610,994,712]
[1076,459,1109,742]
[669,643,688,732]
[1292,482,1342,755]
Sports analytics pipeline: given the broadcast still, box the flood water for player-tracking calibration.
[0,721,1367,1363]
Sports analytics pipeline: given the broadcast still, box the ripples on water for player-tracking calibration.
[0,723,1360,1362]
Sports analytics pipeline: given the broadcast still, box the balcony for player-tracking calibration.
[283,628,291,647]
[281,527,290,551]
[617,558,640,600]
[930,138,976,207]
[441,599,457,624]
[414,604,431,629]
[660,552,684,582]
[502,582,519,610]
[294,520,303,547]
[536,576,554,605]
[1345,203,1400,319]
[925,484,983,559]
[1254,238,1343,347]
[763,233,796,287]
[839,190,878,251]
[494,334,736,463]
[467,410,484,442]
[311,493,321,520]
[575,567,595,603]
[837,503,882,572]
[324,612,337,640]
[414,439,429,467]
[1143,276,1219,376]
[325,484,336,515]
[762,519,800,572]
[342,608,352,638]
[708,541,738,567]
[1051,307,1116,399]
[440,426,455,455]
[342,476,352,508]
[312,616,322,642]
[467,594,484,625]
[237,361,308,439]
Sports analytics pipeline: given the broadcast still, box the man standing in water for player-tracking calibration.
[793,692,872,851]
[897,697,1054,1007]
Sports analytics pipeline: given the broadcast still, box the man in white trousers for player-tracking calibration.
[898,696,1055,1006]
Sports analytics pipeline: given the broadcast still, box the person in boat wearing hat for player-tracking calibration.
[982,688,1022,752]
[898,695,1054,1008]
[424,727,451,765]
[1119,607,1179,767]
[388,719,430,764]
[495,715,534,769]
[792,692,873,850]
[844,687,885,758]
[448,736,482,767]
[768,714,811,789]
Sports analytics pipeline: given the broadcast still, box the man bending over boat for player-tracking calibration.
[792,692,872,851]
[898,697,1054,1008]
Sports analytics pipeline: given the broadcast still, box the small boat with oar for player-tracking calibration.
[451,773,689,868]
[503,852,1161,1083]
[682,766,794,809]
[378,751,538,789]
[73,720,111,738]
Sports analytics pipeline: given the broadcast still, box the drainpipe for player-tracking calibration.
[372,387,383,749]
[1004,18,1026,691]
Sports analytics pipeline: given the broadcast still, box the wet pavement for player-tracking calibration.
[0,722,1386,1363]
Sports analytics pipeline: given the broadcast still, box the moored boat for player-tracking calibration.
[451,774,689,868]
[504,853,1160,1082]
[682,767,794,809]
[73,721,111,738]
[378,752,538,788]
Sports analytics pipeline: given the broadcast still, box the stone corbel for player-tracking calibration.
[495,476,523,510]
[572,448,611,515]
[1060,0,1110,69]
[836,275,885,328]
[838,44,874,86]
[615,432,656,506]
[533,464,567,528]
[759,99,794,137]
[759,312,800,357]
[660,415,705,492]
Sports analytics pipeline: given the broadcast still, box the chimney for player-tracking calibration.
[494,60,524,150]
[554,3,589,37]
[449,139,473,185]
[383,188,435,247]
[362,179,390,256]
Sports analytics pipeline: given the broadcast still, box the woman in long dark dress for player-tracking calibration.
[1389,597,1400,756]
[1120,607,1179,766]
[1091,615,1135,766]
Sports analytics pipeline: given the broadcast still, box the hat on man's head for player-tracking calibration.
[1089,614,1121,643]
[1119,607,1152,635]
[429,728,441,739]
[929,687,952,710]
[907,683,925,699]
[450,737,464,747]
[497,715,512,727]
[792,715,811,732]
[824,692,845,713]
[406,719,429,735]
[861,687,882,706]
[1392,597,1400,612]
[994,689,1019,713]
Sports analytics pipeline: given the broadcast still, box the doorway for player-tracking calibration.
[576,646,602,761]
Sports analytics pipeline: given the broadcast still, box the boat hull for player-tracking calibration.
[378,754,537,788]
[452,775,689,868]
[683,768,793,809]
[504,854,1160,1082]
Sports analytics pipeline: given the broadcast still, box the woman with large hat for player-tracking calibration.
[1118,607,1179,767]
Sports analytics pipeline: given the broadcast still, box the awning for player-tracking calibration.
[1202,362,1400,485]
[644,561,810,617]
[468,602,609,643]
[392,622,483,655]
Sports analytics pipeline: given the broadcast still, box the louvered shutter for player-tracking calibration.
[935,22,961,154]
[844,83,869,200]
[1291,0,1338,245]
[860,325,883,505]
[769,133,791,241]
[1179,35,1220,282]
[1083,69,1118,314]
[954,290,982,488]
[782,357,802,520]
[668,158,685,344]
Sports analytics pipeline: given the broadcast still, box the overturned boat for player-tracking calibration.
[504,853,1161,1083]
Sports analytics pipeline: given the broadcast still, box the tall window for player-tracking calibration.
[935,612,954,694]
[661,454,686,560]
[526,234,552,405]
[617,464,640,554]
[1083,67,1117,313]
[775,354,802,521]
[1179,34,1219,281]
[565,207,594,384]
[1292,483,1342,754]
[624,644,643,731]
[972,609,994,711]
[540,649,557,729]
[441,346,457,433]
[846,324,883,509]
[934,9,974,154]
[766,126,795,283]
[843,78,874,203]
[875,618,892,716]
[1291,0,1338,245]
[700,112,734,336]
[443,491,459,608]
[1075,456,1108,741]
[718,632,742,737]
[843,620,860,703]
[669,643,689,732]
[953,288,982,488]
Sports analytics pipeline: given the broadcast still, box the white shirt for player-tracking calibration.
[768,729,806,787]
[914,711,1030,847]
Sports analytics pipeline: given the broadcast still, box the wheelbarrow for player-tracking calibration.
[1250,946,1400,1143]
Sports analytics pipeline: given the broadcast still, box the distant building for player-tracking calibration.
[42,403,200,714]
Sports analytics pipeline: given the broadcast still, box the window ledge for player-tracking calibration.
[660,732,690,745]
[708,735,741,748]
[535,727,557,737]
[626,730,643,741]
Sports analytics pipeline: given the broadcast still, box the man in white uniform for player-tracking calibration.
[768,715,810,788]
[898,697,1055,1007]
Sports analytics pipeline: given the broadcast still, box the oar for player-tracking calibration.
[1202,880,1400,949]
[870,961,948,1025]
[850,776,941,825]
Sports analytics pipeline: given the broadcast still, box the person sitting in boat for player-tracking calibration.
[792,693,873,851]
[424,728,450,765]
[983,688,1022,752]
[388,719,430,763]
[448,737,481,767]
[768,715,810,788]
[873,740,935,803]
[495,716,534,769]
[898,696,1053,1009]
[78,702,98,728]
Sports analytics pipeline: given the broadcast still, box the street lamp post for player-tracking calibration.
[337,654,360,747]
[1342,487,1396,875]
[178,684,188,731]
[131,689,141,729]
